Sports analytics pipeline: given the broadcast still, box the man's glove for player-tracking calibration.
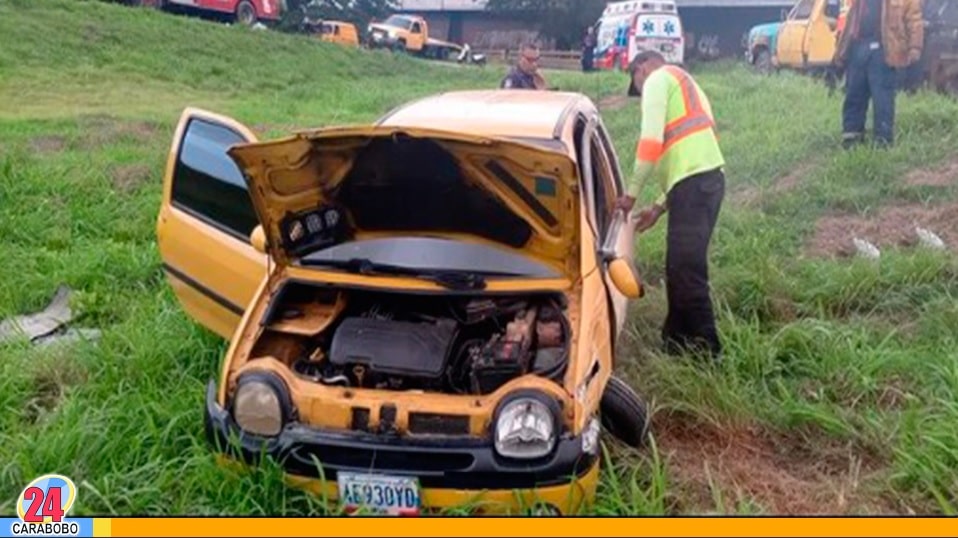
[907,48,922,65]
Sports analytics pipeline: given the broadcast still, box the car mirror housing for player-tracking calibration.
[250,224,268,254]
[608,257,643,299]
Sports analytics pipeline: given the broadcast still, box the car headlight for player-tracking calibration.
[581,415,601,455]
[494,392,558,459]
[230,372,292,437]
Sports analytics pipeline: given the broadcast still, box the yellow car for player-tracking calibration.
[317,20,360,48]
[156,90,650,516]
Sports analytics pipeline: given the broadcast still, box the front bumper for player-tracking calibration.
[367,30,399,48]
[204,381,599,514]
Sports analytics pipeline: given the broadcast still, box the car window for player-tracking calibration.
[385,15,413,29]
[589,133,615,239]
[411,22,421,33]
[596,120,624,195]
[573,115,596,222]
[789,0,816,20]
[170,118,258,241]
[825,0,840,18]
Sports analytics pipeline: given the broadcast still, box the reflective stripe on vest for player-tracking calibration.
[661,65,715,151]
[635,66,715,162]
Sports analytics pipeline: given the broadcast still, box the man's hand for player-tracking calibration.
[632,204,665,233]
[533,72,547,90]
[907,48,922,65]
[615,195,636,213]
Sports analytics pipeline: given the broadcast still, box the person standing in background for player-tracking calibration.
[500,43,547,89]
[834,0,924,148]
[581,26,597,72]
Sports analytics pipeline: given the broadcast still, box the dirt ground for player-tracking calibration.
[904,158,958,187]
[805,201,958,258]
[110,163,152,193]
[29,135,67,154]
[77,115,160,150]
[654,412,893,515]
[733,162,816,209]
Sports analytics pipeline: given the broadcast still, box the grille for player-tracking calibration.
[408,412,471,436]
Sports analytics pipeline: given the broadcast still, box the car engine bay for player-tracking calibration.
[252,283,570,396]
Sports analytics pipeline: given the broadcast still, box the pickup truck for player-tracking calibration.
[366,14,463,60]
[744,0,842,75]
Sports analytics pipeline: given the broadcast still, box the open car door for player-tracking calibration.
[156,108,268,339]
[578,115,638,341]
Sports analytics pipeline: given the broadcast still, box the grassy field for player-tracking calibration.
[2,0,958,516]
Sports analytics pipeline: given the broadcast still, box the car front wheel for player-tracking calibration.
[600,375,649,449]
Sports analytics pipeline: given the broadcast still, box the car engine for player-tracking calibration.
[288,291,569,395]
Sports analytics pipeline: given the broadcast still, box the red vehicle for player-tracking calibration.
[158,0,284,26]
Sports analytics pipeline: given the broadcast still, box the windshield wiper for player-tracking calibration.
[301,258,489,291]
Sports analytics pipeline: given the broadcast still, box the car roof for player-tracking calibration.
[375,90,594,150]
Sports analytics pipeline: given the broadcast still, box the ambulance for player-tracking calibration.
[594,0,685,71]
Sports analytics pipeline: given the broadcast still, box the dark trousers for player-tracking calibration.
[663,168,725,359]
[842,41,898,145]
[581,49,594,72]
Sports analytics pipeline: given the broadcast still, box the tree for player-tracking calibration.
[484,0,605,50]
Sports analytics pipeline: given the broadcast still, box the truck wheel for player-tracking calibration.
[235,0,256,26]
[600,375,649,449]
[393,40,407,54]
[754,48,772,74]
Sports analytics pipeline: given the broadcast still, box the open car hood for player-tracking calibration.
[226,126,580,280]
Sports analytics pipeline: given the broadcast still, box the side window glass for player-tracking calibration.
[596,120,624,195]
[573,115,595,215]
[825,0,840,18]
[790,0,816,20]
[590,134,614,239]
[171,118,258,241]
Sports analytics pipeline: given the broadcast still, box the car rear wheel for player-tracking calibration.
[599,375,649,449]
[235,0,256,26]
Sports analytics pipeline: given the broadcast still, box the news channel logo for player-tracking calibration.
[3,474,94,538]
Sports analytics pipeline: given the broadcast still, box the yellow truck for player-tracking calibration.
[745,0,845,75]
[366,14,463,60]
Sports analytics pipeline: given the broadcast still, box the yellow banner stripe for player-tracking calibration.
[93,517,112,537]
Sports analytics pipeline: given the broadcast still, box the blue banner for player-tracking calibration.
[0,518,95,538]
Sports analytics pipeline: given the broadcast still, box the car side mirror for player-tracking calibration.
[250,224,268,254]
[608,257,643,299]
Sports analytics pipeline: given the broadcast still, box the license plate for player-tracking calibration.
[337,472,421,516]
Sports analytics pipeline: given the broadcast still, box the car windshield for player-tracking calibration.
[383,15,414,29]
[299,237,561,278]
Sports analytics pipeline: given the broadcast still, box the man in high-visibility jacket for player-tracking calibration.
[623,50,726,360]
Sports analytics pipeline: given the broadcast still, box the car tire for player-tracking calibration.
[599,375,649,449]
[235,0,256,26]
[754,48,772,75]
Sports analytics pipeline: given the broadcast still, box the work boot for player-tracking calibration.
[872,137,893,149]
[841,132,864,150]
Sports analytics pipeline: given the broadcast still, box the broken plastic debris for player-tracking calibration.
[852,237,881,259]
[0,285,74,344]
[915,226,946,250]
[34,328,103,348]
[0,285,100,347]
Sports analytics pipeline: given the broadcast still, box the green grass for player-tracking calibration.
[2,0,958,516]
